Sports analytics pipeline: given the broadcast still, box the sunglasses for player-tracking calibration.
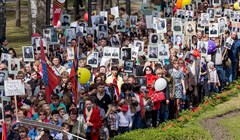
[39,113,46,116]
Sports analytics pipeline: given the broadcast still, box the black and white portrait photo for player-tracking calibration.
[201,13,209,26]
[121,48,132,60]
[43,29,51,42]
[197,18,205,31]
[164,7,172,18]
[111,34,121,47]
[50,28,58,44]
[213,0,221,6]
[67,47,74,60]
[1,53,10,64]
[22,46,34,62]
[172,18,182,34]
[152,11,160,18]
[61,14,71,27]
[66,28,76,42]
[124,60,134,73]
[207,8,215,20]
[154,18,167,33]
[87,52,98,68]
[8,58,20,74]
[111,48,120,58]
[218,17,226,34]
[185,10,193,19]
[149,33,159,44]
[136,76,147,88]
[173,34,184,46]
[98,24,108,32]
[185,4,194,11]
[177,10,185,19]
[224,37,234,50]
[134,40,144,52]
[185,21,196,36]
[116,18,126,32]
[197,41,208,56]
[130,16,137,27]
[103,47,111,57]
[148,46,159,61]
[98,31,108,40]
[158,44,169,59]
[0,71,7,87]
[214,8,222,16]
[209,23,219,37]
[31,37,40,49]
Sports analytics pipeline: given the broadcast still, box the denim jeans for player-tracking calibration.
[132,111,142,129]
[229,61,238,82]
[158,101,169,123]
[208,83,219,94]
[118,127,129,134]
[215,65,226,90]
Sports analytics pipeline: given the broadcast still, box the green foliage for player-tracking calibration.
[113,79,240,140]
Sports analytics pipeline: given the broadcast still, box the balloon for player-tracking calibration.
[234,2,239,10]
[176,0,183,9]
[84,13,88,22]
[154,78,167,91]
[182,0,191,8]
[192,49,201,58]
[78,68,91,84]
[208,40,216,54]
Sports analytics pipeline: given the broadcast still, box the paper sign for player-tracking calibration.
[111,6,119,18]
[4,80,25,96]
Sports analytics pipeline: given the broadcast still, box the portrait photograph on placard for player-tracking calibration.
[98,24,108,32]
[130,16,137,27]
[212,0,221,6]
[66,28,76,42]
[124,60,134,73]
[111,47,120,58]
[1,53,11,64]
[164,7,172,18]
[209,23,219,37]
[185,10,193,19]
[197,18,205,30]
[110,6,119,18]
[136,76,147,88]
[218,17,226,35]
[197,41,208,56]
[173,34,184,47]
[61,14,71,27]
[152,11,160,18]
[207,8,215,20]
[50,28,58,44]
[201,13,210,26]
[121,47,132,60]
[111,34,121,47]
[103,47,111,57]
[43,29,51,42]
[177,9,185,19]
[234,12,240,22]
[154,18,167,33]
[185,4,194,10]
[87,52,98,68]
[172,18,182,34]
[31,37,40,49]
[98,31,108,40]
[8,58,20,74]
[116,18,126,32]
[158,44,169,59]
[149,33,160,44]
[134,40,144,52]
[0,71,7,88]
[224,37,234,49]
[22,46,34,62]
[36,39,48,54]
[215,8,222,16]
[132,46,139,58]
[67,47,74,60]
[185,21,196,36]
[148,46,159,61]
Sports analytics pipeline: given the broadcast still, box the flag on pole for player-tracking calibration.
[69,45,78,103]
[2,121,6,140]
[40,38,60,103]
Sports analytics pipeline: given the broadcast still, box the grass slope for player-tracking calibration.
[219,115,240,140]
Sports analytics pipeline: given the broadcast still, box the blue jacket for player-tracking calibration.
[229,39,240,62]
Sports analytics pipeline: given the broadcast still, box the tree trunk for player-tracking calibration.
[28,0,32,39]
[74,0,80,19]
[36,0,46,35]
[46,0,51,25]
[16,0,21,27]
[0,0,6,38]
[126,0,131,16]
[88,0,92,26]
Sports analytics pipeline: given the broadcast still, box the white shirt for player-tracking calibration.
[117,111,132,128]
[215,48,222,65]
[70,21,81,33]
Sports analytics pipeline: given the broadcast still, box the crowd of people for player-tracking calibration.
[0,0,240,139]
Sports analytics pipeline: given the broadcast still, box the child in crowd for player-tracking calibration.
[107,104,118,137]
[207,62,220,94]
[117,104,132,134]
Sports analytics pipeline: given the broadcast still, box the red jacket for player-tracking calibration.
[84,107,102,140]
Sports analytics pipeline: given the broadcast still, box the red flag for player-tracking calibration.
[2,122,6,140]
[53,0,65,26]
[69,46,78,103]
[40,38,60,103]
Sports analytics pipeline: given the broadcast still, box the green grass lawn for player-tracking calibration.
[219,115,240,140]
